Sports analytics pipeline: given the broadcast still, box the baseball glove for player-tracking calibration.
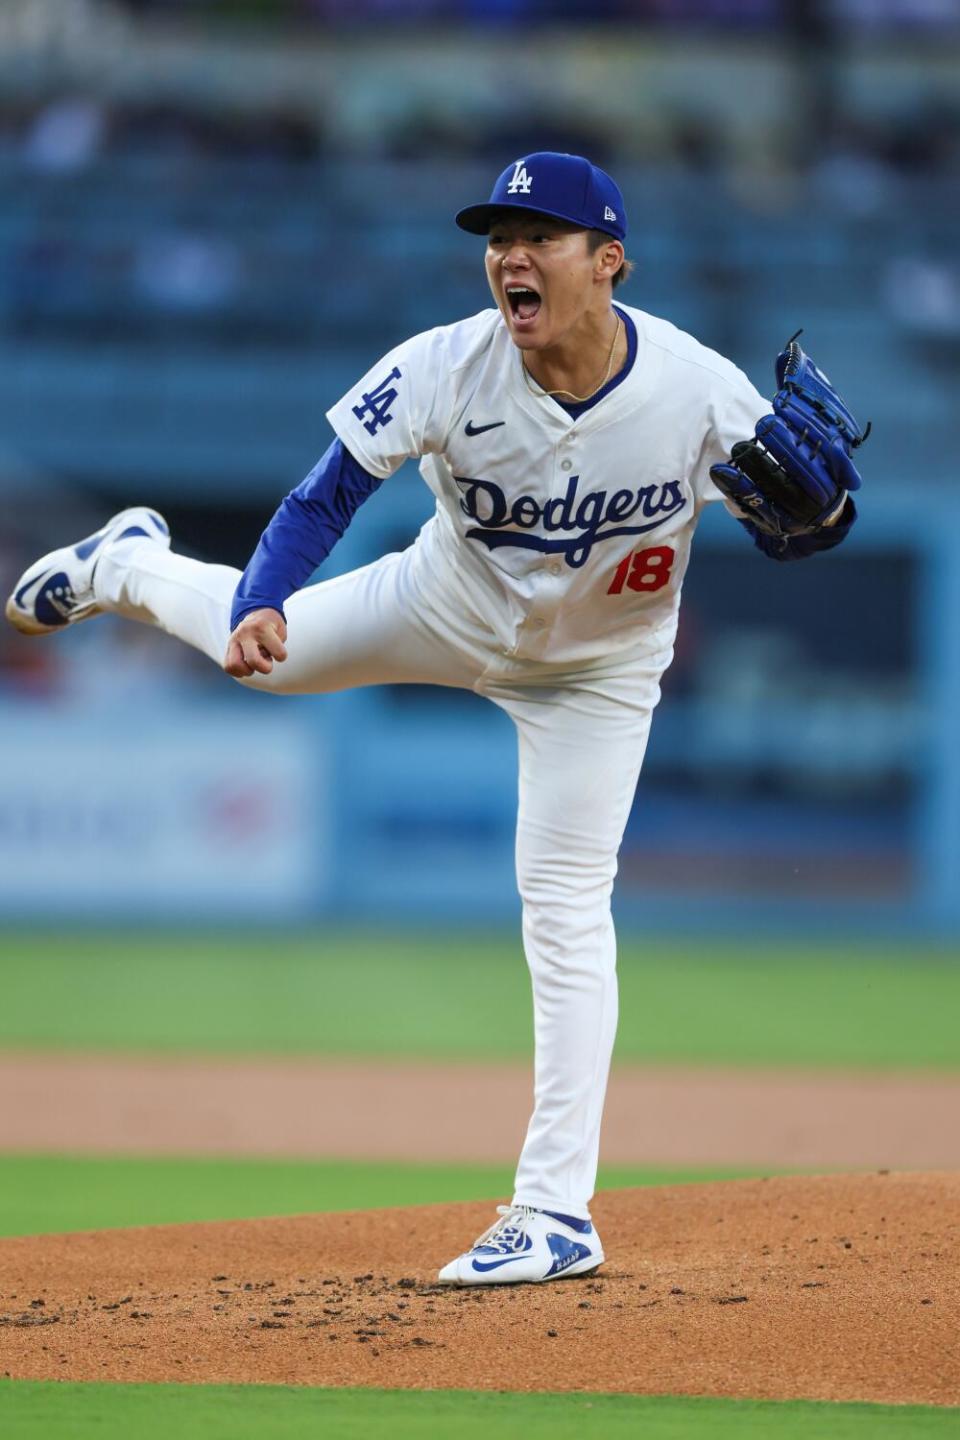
[710,332,869,537]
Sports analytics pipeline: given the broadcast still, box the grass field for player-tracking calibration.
[0,1156,759,1237]
[1,1382,955,1440]
[1,931,958,1067]
[1,930,956,1437]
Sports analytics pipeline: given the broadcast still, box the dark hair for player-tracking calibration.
[586,229,633,288]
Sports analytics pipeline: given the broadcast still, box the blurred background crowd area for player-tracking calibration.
[0,1,956,407]
[1,0,958,928]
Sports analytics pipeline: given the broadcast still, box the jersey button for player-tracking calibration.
[560,459,573,471]
[548,562,562,575]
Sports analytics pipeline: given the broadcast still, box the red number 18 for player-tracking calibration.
[607,545,675,596]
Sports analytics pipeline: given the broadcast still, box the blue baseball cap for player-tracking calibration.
[455,152,627,242]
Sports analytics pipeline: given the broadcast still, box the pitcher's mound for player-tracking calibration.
[1,1172,956,1405]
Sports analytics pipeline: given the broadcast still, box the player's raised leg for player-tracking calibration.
[438,670,656,1284]
[93,526,242,667]
[7,511,483,694]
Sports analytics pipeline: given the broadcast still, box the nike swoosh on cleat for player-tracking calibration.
[464,420,506,436]
[470,1253,532,1273]
[13,574,41,609]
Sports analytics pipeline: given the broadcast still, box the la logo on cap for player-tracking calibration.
[506,161,533,195]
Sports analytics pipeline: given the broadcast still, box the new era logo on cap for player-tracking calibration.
[455,152,627,242]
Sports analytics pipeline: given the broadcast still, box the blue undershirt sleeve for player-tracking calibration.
[740,497,857,562]
[230,438,385,631]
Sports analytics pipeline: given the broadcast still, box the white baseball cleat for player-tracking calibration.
[5,506,170,636]
[437,1204,604,1285]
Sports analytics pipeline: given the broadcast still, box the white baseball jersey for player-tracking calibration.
[327,303,769,669]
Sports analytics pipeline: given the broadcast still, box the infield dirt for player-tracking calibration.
[4,1053,960,1169]
[1,1172,956,1405]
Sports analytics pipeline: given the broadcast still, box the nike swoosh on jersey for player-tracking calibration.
[464,420,506,436]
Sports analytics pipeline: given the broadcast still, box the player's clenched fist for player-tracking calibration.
[224,607,287,678]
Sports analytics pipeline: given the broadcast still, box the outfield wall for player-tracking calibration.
[1,490,954,935]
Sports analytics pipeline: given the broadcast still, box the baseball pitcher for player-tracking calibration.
[7,152,868,1284]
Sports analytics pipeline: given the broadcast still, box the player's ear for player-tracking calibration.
[594,239,624,283]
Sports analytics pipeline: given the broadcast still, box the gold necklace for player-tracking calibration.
[521,315,622,404]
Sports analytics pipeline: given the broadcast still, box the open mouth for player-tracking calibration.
[506,285,542,321]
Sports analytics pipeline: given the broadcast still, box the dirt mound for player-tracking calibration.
[0,1173,956,1405]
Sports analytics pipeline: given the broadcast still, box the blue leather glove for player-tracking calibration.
[710,333,869,538]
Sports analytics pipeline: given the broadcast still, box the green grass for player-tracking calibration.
[0,1382,953,1439]
[0,1155,757,1238]
[1,932,958,1068]
[2,935,952,1434]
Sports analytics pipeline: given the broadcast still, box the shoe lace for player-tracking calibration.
[472,1204,536,1255]
[64,578,100,619]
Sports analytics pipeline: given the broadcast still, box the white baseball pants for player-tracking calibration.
[94,538,656,1219]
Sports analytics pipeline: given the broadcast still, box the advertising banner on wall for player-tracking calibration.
[0,703,323,919]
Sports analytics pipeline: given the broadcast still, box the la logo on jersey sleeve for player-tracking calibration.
[352,366,402,435]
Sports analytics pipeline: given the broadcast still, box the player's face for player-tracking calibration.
[484,214,616,351]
